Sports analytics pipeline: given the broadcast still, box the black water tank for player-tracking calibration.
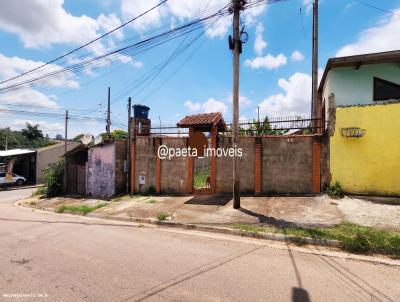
[133,104,150,119]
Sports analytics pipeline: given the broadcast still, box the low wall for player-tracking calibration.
[330,103,400,196]
[133,135,322,195]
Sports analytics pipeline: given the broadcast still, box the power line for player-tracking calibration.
[0,0,169,86]
[353,0,400,16]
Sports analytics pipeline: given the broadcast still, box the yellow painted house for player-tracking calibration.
[319,51,400,196]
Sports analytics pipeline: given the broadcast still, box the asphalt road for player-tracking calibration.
[0,189,399,302]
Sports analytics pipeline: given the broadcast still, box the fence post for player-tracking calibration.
[156,138,161,194]
[312,138,321,193]
[255,138,262,194]
[188,128,194,194]
[211,126,217,194]
[130,140,135,194]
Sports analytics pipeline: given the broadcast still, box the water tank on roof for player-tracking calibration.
[133,104,150,119]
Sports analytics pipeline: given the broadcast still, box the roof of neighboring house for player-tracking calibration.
[63,144,88,157]
[0,149,36,157]
[318,50,400,93]
[177,112,227,130]
[37,141,79,153]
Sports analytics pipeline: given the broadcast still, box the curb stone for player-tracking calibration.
[17,203,400,267]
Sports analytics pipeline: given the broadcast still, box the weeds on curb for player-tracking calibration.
[232,222,400,258]
[56,203,107,215]
[157,212,170,222]
[326,181,344,199]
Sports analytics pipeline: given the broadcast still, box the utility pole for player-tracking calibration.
[127,97,132,193]
[64,110,68,194]
[232,0,242,209]
[106,87,111,135]
[311,0,318,124]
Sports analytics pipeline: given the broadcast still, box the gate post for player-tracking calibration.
[254,138,262,194]
[312,138,321,193]
[156,138,161,194]
[130,140,135,194]
[188,128,194,194]
[211,126,217,194]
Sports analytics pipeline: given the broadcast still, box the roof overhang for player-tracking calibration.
[0,149,36,157]
[318,50,400,93]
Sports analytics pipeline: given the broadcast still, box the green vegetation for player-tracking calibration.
[239,116,289,136]
[0,123,57,150]
[194,171,209,188]
[146,185,157,195]
[146,199,158,204]
[56,203,107,215]
[326,181,344,199]
[232,222,400,258]
[37,160,64,197]
[157,212,170,222]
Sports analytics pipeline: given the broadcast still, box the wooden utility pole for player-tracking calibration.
[106,87,111,135]
[311,0,318,122]
[232,0,241,209]
[127,97,132,193]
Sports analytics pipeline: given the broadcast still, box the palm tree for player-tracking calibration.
[21,123,43,141]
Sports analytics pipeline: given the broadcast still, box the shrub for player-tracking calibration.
[326,181,344,199]
[147,185,157,195]
[157,212,169,222]
[41,160,64,197]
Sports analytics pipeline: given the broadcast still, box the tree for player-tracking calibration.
[73,134,84,142]
[111,129,128,141]
[240,117,288,136]
[21,123,43,141]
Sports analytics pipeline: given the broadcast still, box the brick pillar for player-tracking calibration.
[188,128,194,193]
[211,126,217,194]
[254,139,262,194]
[312,140,321,193]
[156,138,161,194]
[130,141,135,194]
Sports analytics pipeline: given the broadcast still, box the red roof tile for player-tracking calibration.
[177,112,226,130]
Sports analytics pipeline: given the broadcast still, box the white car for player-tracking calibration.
[0,172,26,186]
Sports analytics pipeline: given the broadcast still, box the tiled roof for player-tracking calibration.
[177,112,226,130]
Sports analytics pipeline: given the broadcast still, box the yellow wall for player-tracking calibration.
[331,103,400,196]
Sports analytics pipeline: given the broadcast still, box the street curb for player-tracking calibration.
[18,203,400,267]
[86,213,341,247]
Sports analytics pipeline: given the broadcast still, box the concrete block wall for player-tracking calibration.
[132,135,323,195]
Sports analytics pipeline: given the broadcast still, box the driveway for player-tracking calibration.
[1,188,400,301]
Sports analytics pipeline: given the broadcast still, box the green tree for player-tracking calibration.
[111,129,128,141]
[21,123,43,141]
[240,117,288,136]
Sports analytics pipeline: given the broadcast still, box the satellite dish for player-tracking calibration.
[94,135,103,145]
[80,134,94,145]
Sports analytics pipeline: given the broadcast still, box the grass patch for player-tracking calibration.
[157,212,170,222]
[146,199,158,204]
[232,222,400,258]
[194,171,209,189]
[56,203,107,215]
[233,224,272,233]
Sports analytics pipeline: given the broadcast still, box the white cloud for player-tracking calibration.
[121,0,164,32]
[336,7,400,56]
[184,100,201,112]
[258,73,311,117]
[202,98,227,114]
[244,53,287,70]
[0,53,79,89]
[291,50,304,62]
[0,0,101,48]
[302,0,313,14]
[0,86,59,108]
[254,23,267,56]
[205,15,231,38]
[229,94,251,107]
[97,13,123,40]
[14,119,64,135]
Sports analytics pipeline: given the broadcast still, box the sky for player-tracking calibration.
[0,0,400,138]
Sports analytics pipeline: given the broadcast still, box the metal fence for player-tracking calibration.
[147,116,322,137]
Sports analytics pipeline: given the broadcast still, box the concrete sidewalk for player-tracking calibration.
[23,194,400,230]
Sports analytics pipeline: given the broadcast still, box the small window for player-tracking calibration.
[373,77,400,101]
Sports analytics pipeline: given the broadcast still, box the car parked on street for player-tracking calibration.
[0,172,26,186]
